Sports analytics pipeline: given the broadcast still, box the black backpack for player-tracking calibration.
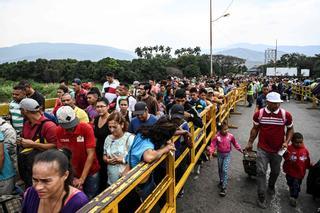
[306,159,320,199]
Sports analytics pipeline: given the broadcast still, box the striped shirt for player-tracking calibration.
[253,107,293,153]
[9,100,24,134]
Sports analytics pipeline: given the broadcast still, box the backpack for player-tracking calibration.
[307,160,320,199]
[20,119,54,154]
[0,119,17,163]
[258,108,287,125]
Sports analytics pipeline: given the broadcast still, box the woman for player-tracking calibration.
[22,149,88,213]
[52,85,69,116]
[103,111,134,185]
[93,97,110,192]
[117,98,132,123]
[125,116,176,201]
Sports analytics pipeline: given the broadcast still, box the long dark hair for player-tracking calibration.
[139,115,177,149]
[33,149,73,211]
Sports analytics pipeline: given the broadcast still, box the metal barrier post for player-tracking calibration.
[166,148,176,212]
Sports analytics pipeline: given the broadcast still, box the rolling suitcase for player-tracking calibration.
[243,150,257,177]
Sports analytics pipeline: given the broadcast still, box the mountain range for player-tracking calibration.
[0,42,319,68]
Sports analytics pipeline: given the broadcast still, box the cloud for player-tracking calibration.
[0,0,319,51]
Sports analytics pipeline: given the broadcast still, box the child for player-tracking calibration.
[207,122,242,197]
[283,132,311,207]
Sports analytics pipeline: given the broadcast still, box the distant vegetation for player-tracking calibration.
[0,46,247,84]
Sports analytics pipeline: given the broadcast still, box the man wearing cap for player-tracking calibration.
[131,80,140,98]
[245,92,294,209]
[128,101,158,134]
[72,78,89,109]
[56,106,100,199]
[17,98,57,187]
[61,93,89,123]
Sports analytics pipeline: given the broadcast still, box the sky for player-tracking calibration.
[1,0,319,51]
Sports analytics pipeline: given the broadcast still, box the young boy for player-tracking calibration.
[283,132,311,207]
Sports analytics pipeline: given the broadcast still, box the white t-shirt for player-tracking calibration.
[102,80,120,103]
[115,96,137,112]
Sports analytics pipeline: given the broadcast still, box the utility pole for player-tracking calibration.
[210,0,213,77]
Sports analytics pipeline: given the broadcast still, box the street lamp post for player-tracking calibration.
[210,0,230,77]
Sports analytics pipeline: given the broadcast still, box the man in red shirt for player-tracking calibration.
[56,106,100,199]
[72,78,89,109]
[245,92,294,209]
[17,98,57,187]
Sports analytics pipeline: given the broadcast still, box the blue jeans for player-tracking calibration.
[286,175,302,199]
[217,152,231,189]
[83,172,100,200]
[135,175,156,201]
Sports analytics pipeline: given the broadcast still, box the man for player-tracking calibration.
[61,93,89,123]
[19,80,45,110]
[255,84,269,113]
[0,117,17,170]
[86,90,100,122]
[247,80,254,107]
[166,89,203,129]
[189,87,207,113]
[137,83,160,116]
[72,78,89,109]
[149,79,160,96]
[245,92,294,209]
[102,72,119,104]
[131,80,140,98]
[115,83,137,112]
[17,98,57,187]
[128,101,158,134]
[56,106,100,199]
[9,84,27,134]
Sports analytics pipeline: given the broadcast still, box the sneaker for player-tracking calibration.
[289,197,297,207]
[178,189,185,198]
[267,186,275,195]
[219,188,226,197]
[257,194,267,209]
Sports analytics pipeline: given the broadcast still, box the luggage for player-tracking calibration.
[306,160,320,199]
[243,150,257,177]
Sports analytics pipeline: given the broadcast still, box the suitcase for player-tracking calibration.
[243,150,257,177]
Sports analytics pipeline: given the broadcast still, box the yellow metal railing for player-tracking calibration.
[290,84,319,109]
[79,86,246,213]
[0,98,57,116]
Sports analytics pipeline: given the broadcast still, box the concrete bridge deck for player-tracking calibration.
[177,100,320,213]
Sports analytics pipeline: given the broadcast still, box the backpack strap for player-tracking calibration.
[258,108,264,123]
[32,119,51,143]
[280,108,286,125]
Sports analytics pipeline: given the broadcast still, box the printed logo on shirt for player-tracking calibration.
[60,138,70,143]
[77,136,85,143]
[299,155,308,161]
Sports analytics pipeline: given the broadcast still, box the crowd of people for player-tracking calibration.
[0,73,319,212]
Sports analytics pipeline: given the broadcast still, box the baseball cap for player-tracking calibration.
[56,106,79,129]
[133,101,148,116]
[206,87,214,93]
[72,78,82,85]
[266,92,283,103]
[20,98,40,112]
[170,104,184,119]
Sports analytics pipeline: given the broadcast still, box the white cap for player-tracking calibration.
[56,106,79,129]
[266,92,283,103]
